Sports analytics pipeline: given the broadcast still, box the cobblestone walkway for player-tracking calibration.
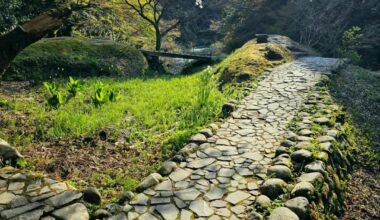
[0,57,341,220]
[120,57,341,220]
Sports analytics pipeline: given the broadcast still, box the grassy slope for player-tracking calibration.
[329,65,380,219]
[4,37,148,81]
[0,40,292,199]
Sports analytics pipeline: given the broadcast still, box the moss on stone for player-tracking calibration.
[4,37,148,81]
[214,41,292,85]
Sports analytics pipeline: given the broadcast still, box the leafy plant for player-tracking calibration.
[338,26,362,64]
[109,90,122,102]
[92,83,107,107]
[44,82,64,109]
[67,76,84,98]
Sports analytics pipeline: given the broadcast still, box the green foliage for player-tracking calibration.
[4,38,148,81]
[67,76,84,98]
[44,82,64,109]
[338,26,363,64]
[109,90,122,102]
[92,83,107,107]
[16,158,27,168]
[0,0,70,34]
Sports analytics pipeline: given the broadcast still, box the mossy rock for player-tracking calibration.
[215,41,293,85]
[4,37,148,81]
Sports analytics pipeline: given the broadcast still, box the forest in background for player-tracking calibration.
[1,0,379,69]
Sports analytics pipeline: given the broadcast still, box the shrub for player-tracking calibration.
[337,26,363,64]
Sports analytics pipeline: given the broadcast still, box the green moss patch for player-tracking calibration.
[214,41,293,85]
[4,37,148,81]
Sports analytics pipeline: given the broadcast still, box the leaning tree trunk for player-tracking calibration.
[0,7,72,77]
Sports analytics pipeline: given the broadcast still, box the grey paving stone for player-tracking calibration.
[45,190,83,208]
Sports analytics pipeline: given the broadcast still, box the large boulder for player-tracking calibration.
[0,138,23,165]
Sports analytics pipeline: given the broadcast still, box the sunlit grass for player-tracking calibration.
[6,69,239,154]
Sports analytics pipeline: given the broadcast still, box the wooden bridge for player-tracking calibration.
[140,49,213,61]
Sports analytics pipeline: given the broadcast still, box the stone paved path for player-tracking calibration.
[0,57,341,220]
[120,57,341,220]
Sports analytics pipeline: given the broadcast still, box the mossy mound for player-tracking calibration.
[4,37,148,81]
[215,41,293,85]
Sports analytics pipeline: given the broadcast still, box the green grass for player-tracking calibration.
[3,69,239,152]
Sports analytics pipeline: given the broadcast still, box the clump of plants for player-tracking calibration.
[44,82,64,109]
[92,83,122,108]
[44,77,121,109]
[67,76,84,98]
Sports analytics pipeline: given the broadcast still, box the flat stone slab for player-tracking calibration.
[190,199,214,217]
[188,158,216,169]
[225,191,251,205]
[155,204,179,220]
[169,169,191,182]
[52,203,89,220]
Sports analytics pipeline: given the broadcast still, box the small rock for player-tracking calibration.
[281,140,295,147]
[130,194,149,205]
[273,155,291,167]
[156,204,179,220]
[174,188,201,201]
[108,213,127,220]
[269,207,299,220]
[188,158,216,169]
[209,123,219,131]
[83,187,101,205]
[248,211,264,220]
[291,182,315,198]
[291,150,312,162]
[255,195,271,209]
[190,134,207,143]
[1,202,43,219]
[295,142,314,150]
[45,190,83,208]
[136,173,162,192]
[260,178,287,199]
[285,197,310,220]
[315,151,329,162]
[94,209,112,219]
[225,190,251,205]
[205,187,225,201]
[297,172,324,185]
[317,136,335,143]
[275,147,290,156]
[119,191,135,202]
[169,168,191,182]
[200,128,213,137]
[299,129,313,136]
[0,192,16,205]
[319,142,332,154]
[189,199,214,217]
[171,154,185,163]
[10,196,29,208]
[0,138,23,164]
[314,117,330,125]
[268,165,292,181]
[158,162,178,176]
[305,161,326,173]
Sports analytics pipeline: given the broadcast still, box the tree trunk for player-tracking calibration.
[0,7,72,77]
[149,25,162,71]
[155,26,162,51]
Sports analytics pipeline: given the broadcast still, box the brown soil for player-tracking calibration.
[342,168,380,220]
[0,81,162,199]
